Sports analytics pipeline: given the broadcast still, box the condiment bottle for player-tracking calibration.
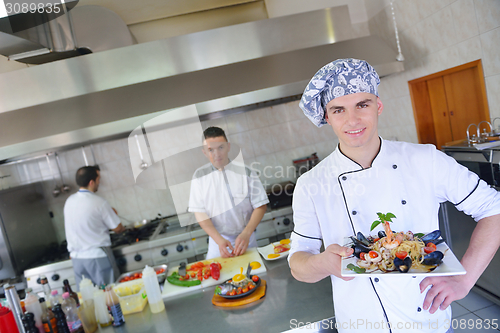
[39,298,57,333]
[78,277,94,304]
[142,266,165,313]
[62,280,79,307]
[61,293,83,333]
[104,286,124,327]
[39,276,52,308]
[49,291,62,308]
[24,288,43,333]
[0,304,19,333]
[52,305,70,333]
[4,283,26,333]
[93,289,111,328]
[22,312,38,333]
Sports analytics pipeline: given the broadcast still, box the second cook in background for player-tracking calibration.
[188,127,269,259]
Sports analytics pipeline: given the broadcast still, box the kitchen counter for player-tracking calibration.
[97,257,335,333]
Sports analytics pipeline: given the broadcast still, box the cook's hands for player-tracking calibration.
[217,238,234,258]
[322,244,355,281]
[420,275,473,314]
[233,231,251,256]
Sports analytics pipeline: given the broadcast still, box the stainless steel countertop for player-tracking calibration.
[96,257,334,333]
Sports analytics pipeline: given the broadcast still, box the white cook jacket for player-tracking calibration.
[289,138,500,333]
[188,161,269,258]
[64,190,121,258]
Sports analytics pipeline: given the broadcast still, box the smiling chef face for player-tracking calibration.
[324,92,383,155]
[203,136,231,170]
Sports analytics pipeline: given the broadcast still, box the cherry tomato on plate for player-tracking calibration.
[252,276,259,282]
[424,242,437,254]
[395,251,408,260]
[359,252,366,260]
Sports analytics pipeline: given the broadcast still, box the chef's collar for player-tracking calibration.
[210,158,231,172]
[78,189,92,193]
[335,137,384,171]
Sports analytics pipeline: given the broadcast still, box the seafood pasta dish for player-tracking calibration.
[347,213,445,274]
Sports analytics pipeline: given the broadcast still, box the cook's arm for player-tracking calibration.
[420,213,500,313]
[233,205,267,256]
[112,223,126,234]
[290,245,354,283]
[194,212,234,257]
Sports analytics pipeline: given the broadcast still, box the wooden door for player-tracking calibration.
[409,60,490,149]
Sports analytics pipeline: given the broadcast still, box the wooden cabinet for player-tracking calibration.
[409,60,490,149]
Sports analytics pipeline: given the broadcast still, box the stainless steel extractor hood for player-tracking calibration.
[0,5,404,161]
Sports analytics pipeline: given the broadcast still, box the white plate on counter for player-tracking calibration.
[257,241,291,261]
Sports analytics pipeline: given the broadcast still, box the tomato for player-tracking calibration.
[184,274,189,280]
[190,272,196,278]
[229,290,236,296]
[242,287,249,293]
[236,288,242,295]
[426,243,437,250]
[252,275,259,282]
[368,251,378,259]
[373,237,380,242]
[197,275,203,281]
[359,252,366,260]
[424,246,436,254]
[395,251,408,260]
[248,284,255,290]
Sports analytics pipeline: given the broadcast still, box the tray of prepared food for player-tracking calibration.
[115,264,167,284]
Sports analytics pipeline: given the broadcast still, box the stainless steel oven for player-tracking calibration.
[443,148,500,187]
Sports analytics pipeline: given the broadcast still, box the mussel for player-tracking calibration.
[378,230,386,239]
[356,232,371,247]
[420,230,441,243]
[393,257,412,273]
[394,257,411,273]
[422,251,444,266]
[351,243,371,259]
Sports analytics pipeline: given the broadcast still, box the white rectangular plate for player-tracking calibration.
[341,237,466,277]
[257,241,290,261]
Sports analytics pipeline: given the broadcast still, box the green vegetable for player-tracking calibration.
[370,212,397,231]
[413,233,425,238]
[167,272,202,287]
[347,263,366,274]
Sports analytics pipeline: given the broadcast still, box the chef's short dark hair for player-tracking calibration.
[203,126,227,142]
[76,166,100,187]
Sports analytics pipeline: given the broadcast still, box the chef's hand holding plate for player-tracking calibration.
[420,274,472,314]
[233,231,251,256]
[324,244,355,281]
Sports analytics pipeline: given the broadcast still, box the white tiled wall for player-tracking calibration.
[369,0,500,141]
[1,0,500,243]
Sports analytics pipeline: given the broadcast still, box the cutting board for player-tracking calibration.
[212,279,267,307]
[162,248,266,300]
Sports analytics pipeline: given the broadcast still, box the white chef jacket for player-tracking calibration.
[289,138,500,333]
[64,190,121,259]
[188,161,269,257]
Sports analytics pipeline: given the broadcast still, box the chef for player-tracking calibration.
[188,126,269,259]
[288,58,500,332]
[64,166,125,288]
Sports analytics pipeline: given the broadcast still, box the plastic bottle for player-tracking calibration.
[62,280,79,307]
[49,291,62,308]
[52,305,70,333]
[24,288,44,333]
[78,277,94,304]
[40,276,52,308]
[142,265,165,313]
[39,298,57,333]
[61,293,83,333]
[22,312,38,333]
[104,286,125,327]
[0,304,19,333]
[93,289,111,328]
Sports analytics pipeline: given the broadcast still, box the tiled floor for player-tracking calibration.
[451,290,500,332]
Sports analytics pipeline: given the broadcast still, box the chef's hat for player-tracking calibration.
[299,58,380,127]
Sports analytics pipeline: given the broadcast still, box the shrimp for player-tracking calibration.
[382,221,400,249]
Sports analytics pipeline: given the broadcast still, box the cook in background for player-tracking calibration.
[288,58,500,332]
[64,166,126,288]
[188,127,269,259]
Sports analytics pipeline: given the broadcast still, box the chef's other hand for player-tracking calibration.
[420,275,471,314]
[218,239,234,258]
[112,207,118,215]
[233,231,251,256]
[323,243,355,281]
